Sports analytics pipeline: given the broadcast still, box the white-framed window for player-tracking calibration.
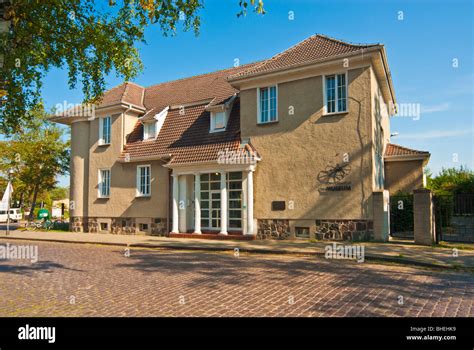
[143,122,156,140]
[257,85,278,123]
[136,165,151,197]
[323,72,348,114]
[99,115,111,145]
[98,169,111,198]
[210,111,227,132]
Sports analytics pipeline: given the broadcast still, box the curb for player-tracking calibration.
[0,235,470,271]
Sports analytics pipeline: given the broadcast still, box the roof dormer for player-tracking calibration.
[206,94,237,133]
[140,106,169,141]
[143,120,156,140]
[210,110,228,133]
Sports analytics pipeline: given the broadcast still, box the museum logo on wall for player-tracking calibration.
[317,160,352,192]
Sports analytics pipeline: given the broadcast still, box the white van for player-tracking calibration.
[0,208,22,223]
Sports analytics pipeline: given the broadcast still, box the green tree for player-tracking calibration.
[49,186,69,201]
[426,166,474,195]
[0,108,69,218]
[0,0,264,134]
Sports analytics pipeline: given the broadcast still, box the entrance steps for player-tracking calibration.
[169,232,255,241]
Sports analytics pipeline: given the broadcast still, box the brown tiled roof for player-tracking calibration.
[98,82,145,108]
[139,62,261,121]
[206,94,236,109]
[384,143,430,158]
[228,34,381,81]
[120,101,257,165]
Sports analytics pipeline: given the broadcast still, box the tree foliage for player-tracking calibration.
[49,186,69,201]
[237,0,265,17]
[0,108,69,216]
[426,166,474,195]
[0,0,265,134]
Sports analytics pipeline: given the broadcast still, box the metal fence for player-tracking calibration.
[433,194,474,243]
[389,194,414,239]
[453,194,474,215]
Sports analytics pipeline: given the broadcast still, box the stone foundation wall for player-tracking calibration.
[87,218,99,233]
[315,219,373,241]
[72,217,167,236]
[70,217,87,232]
[256,218,373,241]
[111,218,136,235]
[150,218,167,236]
[257,219,291,240]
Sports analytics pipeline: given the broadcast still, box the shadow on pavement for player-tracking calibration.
[113,248,474,316]
[0,260,84,275]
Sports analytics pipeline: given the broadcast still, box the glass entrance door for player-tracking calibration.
[210,191,221,229]
[199,172,243,231]
[200,173,220,230]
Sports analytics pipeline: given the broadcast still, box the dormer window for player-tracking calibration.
[210,111,227,132]
[143,122,156,140]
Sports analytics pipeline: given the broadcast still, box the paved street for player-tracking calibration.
[3,229,474,269]
[0,240,472,317]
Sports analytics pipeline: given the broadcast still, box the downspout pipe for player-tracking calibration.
[122,104,133,151]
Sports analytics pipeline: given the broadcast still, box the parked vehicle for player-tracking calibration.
[0,208,23,223]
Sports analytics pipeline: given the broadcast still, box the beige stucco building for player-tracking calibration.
[53,34,430,241]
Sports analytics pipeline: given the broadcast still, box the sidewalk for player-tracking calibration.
[1,229,473,270]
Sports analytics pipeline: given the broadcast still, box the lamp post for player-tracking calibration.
[6,168,13,236]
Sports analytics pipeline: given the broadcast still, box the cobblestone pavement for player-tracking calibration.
[0,240,472,317]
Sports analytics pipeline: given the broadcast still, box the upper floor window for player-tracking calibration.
[98,169,110,198]
[99,115,111,145]
[143,122,156,140]
[137,165,151,197]
[258,85,277,123]
[210,111,227,132]
[324,73,347,114]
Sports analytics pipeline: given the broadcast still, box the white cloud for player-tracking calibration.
[397,129,473,140]
[420,102,450,114]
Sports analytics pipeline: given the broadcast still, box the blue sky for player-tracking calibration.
[40,0,473,187]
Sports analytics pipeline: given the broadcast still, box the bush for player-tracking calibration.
[53,221,70,231]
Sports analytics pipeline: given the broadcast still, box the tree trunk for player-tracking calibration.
[18,192,24,209]
[28,183,39,220]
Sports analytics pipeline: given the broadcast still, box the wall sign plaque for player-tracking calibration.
[271,201,286,211]
[317,161,352,192]
[320,183,352,192]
